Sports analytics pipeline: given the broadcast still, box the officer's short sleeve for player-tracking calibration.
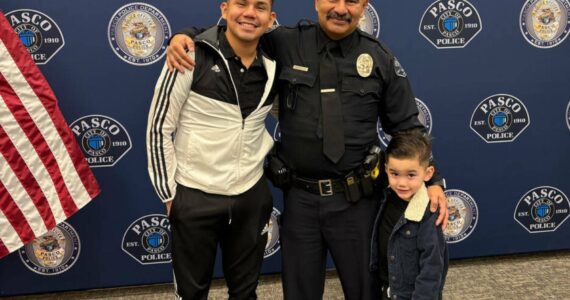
[378,53,423,135]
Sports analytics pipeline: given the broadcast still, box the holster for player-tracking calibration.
[342,148,381,203]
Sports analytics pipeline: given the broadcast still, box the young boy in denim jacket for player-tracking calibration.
[371,130,448,300]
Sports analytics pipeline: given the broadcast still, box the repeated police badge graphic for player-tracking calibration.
[515,186,570,233]
[273,121,281,142]
[470,94,531,143]
[520,0,570,48]
[358,3,380,38]
[70,115,132,167]
[377,98,432,147]
[108,3,171,66]
[19,222,80,275]
[444,189,478,243]
[566,101,570,131]
[419,0,482,49]
[263,208,281,259]
[6,9,65,64]
[122,214,172,265]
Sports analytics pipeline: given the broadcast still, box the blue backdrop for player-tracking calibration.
[1,0,569,296]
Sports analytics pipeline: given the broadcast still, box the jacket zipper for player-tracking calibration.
[201,40,242,123]
[201,40,245,181]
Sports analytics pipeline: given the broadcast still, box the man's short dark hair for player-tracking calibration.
[385,129,432,166]
[227,0,275,7]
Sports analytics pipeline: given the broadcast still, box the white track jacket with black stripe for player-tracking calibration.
[146,27,276,202]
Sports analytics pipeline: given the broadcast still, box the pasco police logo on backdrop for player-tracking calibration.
[122,214,172,265]
[514,186,570,233]
[444,189,478,243]
[470,94,531,143]
[70,115,132,167]
[419,0,482,49]
[520,0,570,48]
[19,222,80,275]
[108,2,171,66]
[6,9,65,64]
[358,2,380,38]
[263,208,281,259]
[377,98,432,148]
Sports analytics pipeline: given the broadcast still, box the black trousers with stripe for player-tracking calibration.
[280,186,380,300]
[169,177,273,300]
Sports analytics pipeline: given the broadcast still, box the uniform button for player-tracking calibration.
[393,295,398,299]
[391,276,396,280]
[240,68,244,73]
[359,89,365,95]
[406,230,411,236]
[292,78,297,83]
[234,56,239,60]
[390,255,395,261]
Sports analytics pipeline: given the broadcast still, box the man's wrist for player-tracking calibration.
[427,179,446,191]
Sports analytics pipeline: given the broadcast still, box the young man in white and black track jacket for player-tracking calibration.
[146,1,277,299]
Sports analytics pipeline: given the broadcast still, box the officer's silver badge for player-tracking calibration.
[356,53,373,78]
[393,58,407,77]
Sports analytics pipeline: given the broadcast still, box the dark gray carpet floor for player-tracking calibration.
[3,250,569,299]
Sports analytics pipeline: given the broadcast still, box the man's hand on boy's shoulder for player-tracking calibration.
[427,185,448,230]
[167,34,196,73]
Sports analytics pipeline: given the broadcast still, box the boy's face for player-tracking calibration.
[315,0,368,40]
[221,0,276,44]
[385,156,434,201]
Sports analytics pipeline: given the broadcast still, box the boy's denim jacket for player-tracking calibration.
[370,184,449,300]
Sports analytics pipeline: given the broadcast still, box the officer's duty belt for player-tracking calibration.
[292,176,344,196]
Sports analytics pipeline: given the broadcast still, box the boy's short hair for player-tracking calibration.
[385,129,432,166]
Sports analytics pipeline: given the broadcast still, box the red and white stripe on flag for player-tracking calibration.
[0,12,100,259]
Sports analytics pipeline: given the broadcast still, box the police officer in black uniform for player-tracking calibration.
[166,1,448,299]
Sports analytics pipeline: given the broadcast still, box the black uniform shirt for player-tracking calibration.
[262,23,424,178]
[178,24,430,179]
[193,28,268,119]
[378,189,408,285]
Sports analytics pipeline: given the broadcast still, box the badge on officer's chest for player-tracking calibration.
[356,53,373,78]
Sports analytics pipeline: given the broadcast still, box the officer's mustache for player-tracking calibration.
[327,11,352,23]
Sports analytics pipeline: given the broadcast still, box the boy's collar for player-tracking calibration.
[403,183,430,222]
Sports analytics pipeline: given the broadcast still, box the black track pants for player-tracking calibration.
[169,178,273,300]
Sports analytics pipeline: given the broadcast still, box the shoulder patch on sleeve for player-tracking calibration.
[394,57,407,78]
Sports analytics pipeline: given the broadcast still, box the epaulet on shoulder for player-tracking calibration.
[358,30,392,57]
[296,19,317,29]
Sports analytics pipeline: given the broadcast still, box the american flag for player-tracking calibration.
[0,12,100,259]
